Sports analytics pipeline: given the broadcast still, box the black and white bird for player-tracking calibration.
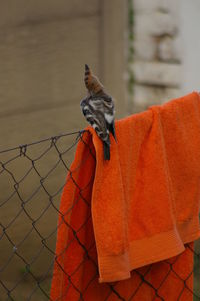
[80,64,116,160]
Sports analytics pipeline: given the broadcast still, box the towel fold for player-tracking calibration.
[92,91,200,282]
[50,92,200,300]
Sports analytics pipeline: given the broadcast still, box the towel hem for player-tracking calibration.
[98,223,200,283]
[98,210,200,283]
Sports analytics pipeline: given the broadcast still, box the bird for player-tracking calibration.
[80,64,116,160]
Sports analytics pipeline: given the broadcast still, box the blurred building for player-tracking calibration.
[132,0,200,112]
[0,0,127,150]
[1,0,200,149]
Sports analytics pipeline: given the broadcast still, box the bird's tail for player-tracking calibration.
[107,122,117,142]
[84,64,104,95]
[103,141,110,161]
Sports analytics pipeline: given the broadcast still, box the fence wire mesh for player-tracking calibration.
[0,131,199,301]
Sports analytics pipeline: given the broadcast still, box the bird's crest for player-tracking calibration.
[84,64,104,96]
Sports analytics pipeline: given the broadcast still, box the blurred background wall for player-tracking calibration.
[131,0,200,112]
[132,0,181,112]
[1,0,200,148]
[180,0,200,93]
[1,0,200,149]
[0,0,127,150]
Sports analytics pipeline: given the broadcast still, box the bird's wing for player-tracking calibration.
[102,98,116,141]
[80,97,110,144]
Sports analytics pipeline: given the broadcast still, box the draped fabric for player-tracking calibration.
[50,92,200,300]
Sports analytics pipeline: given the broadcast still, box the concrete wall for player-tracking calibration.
[180,0,200,93]
[131,0,200,112]
[0,0,127,150]
[131,0,182,112]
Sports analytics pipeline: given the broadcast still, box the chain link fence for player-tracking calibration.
[0,131,200,301]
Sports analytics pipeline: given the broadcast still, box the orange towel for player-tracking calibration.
[50,92,200,300]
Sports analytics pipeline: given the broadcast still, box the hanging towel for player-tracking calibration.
[50,92,200,300]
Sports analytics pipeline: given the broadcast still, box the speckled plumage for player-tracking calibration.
[80,64,116,160]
